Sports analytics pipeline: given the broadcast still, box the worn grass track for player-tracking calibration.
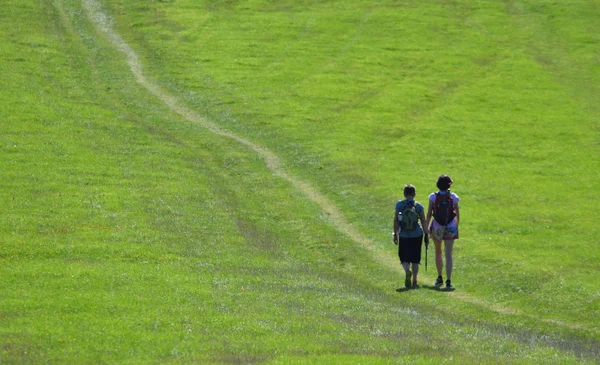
[79,0,396,271]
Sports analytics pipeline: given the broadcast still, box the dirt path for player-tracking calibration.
[78,0,391,263]
[73,0,584,331]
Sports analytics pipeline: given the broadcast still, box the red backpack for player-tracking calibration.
[433,192,455,225]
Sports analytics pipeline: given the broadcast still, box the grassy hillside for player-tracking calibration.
[1,0,598,364]
[105,0,599,327]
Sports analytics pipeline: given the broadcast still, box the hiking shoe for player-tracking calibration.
[405,270,412,288]
[411,281,419,289]
[446,280,453,289]
[435,276,443,287]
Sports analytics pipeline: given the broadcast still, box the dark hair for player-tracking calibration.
[403,184,416,197]
[436,174,453,191]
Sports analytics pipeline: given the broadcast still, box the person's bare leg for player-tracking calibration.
[401,261,411,288]
[411,262,419,285]
[434,239,443,277]
[402,261,410,273]
[434,239,444,286]
[445,240,454,283]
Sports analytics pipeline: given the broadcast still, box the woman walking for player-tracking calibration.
[393,184,429,289]
[427,174,460,289]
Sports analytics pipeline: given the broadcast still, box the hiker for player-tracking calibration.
[393,184,429,289]
[426,174,460,289]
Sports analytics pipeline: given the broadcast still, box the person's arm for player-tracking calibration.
[454,203,460,227]
[419,209,429,246]
[419,209,428,232]
[393,208,400,245]
[426,198,433,234]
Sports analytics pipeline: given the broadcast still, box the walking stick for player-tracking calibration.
[425,234,429,272]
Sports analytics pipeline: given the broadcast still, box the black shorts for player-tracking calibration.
[398,235,423,264]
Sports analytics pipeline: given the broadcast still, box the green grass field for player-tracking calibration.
[1,0,599,363]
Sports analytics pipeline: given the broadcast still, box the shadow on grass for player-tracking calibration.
[421,284,456,292]
[396,284,455,293]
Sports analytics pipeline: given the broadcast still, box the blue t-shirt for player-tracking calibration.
[394,199,424,238]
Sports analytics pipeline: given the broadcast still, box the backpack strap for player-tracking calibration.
[445,190,451,226]
[433,192,441,214]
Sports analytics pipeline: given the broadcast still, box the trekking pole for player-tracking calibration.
[425,244,428,272]
[425,234,429,272]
